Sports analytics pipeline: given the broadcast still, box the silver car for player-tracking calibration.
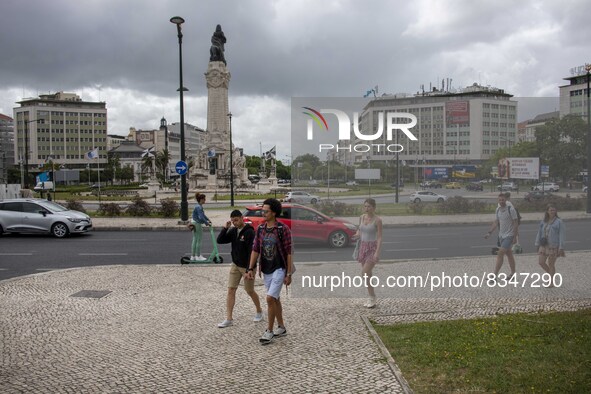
[284,191,320,204]
[0,199,92,238]
[409,191,448,203]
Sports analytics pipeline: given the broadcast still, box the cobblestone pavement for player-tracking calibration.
[1,251,590,392]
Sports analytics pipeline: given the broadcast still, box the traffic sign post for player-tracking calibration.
[175,161,188,176]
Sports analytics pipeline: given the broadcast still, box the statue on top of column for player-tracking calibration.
[209,24,227,65]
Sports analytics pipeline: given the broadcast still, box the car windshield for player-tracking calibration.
[39,201,69,212]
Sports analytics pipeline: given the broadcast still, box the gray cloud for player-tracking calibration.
[1,0,589,156]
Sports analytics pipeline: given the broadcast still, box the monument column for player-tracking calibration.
[204,24,231,189]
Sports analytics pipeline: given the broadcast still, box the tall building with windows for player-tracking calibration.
[559,66,590,120]
[355,83,518,166]
[13,92,107,171]
[1,114,15,183]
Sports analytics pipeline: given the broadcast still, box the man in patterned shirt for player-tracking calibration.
[247,198,293,345]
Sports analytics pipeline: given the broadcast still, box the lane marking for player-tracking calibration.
[385,248,438,252]
[78,253,129,256]
[0,253,34,256]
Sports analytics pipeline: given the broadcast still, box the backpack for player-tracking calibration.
[509,205,521,225]
[496,205,521,225]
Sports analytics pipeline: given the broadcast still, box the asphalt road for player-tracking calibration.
[1,220,590,281]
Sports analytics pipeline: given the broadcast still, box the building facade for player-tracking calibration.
[1,114,15,183]
[13,92,107,171]
[559,68,590,120]
[353,83,518,167]
[519,111,559,143]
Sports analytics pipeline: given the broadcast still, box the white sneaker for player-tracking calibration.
[197,255,207,261]
[253,312,263,322]
[259,329,274,345]
[190,256,197,261]
[217,319,233,328]
[273,326,287,337]
[365,297,376,308]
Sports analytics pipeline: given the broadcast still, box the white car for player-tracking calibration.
[584,185,588,193]
[532,182,560,192]
[409,191,448,203]
[346,181,358,186]
[284,191,320,204]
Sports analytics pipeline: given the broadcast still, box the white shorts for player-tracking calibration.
[264,268,286,300]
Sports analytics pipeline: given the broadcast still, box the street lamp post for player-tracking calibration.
[585,63,591,213]
[170,16,189,222]
[227,112,235,207]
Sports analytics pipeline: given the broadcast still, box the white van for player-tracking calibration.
[34,181,54,191]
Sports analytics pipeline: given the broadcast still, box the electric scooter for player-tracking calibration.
[180,225,224,264]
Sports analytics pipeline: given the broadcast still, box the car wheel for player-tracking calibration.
[0,224,3,236]
[328,230,348,248]
[414,198,421,203]
[311,198,317,204]
[437,198,444,203]
[51,222,70,238]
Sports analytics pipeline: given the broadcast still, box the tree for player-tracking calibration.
[118,165,135,184]
[141,154,154,181]
[155,149,171,184]
[535,115,587,183]
[105,154,121,185]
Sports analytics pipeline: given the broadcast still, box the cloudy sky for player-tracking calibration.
[1,0,589,161]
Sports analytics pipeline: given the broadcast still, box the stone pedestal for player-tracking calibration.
[207,174,218,190]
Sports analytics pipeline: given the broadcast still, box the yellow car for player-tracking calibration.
[445,182,462,189]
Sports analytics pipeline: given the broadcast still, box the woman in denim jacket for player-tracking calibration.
[189,193,211,261]
[534,204,565,283]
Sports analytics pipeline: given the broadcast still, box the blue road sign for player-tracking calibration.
[175,161,188,175]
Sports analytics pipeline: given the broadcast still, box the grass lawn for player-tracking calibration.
[373,309,591,393]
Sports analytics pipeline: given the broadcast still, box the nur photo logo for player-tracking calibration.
[302,106,419,153]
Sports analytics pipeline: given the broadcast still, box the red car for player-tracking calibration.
[242,203,356,248]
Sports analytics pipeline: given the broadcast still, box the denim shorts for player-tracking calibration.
[264,268,286,300]
[499,236,514,250]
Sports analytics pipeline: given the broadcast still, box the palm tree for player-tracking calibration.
[141,154,154,181]
[155,149,171,184]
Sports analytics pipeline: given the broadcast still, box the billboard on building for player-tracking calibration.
[452,165,477,179]
[355,169,381,180]
[423,167,449,180]
[498,157,540,180]
[446,101,470,124]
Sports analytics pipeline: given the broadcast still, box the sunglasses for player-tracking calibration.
[261,210,271,214]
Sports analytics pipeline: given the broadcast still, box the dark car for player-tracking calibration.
[524,191,553,202]
[420,181,442,189]
[466,182,483,191]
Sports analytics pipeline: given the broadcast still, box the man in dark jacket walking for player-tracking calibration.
[216,210,263,328]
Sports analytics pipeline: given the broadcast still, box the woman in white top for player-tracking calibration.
[353,198,383,308]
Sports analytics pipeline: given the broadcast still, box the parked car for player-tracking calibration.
[523,191,554,202]
[445,182,462,189]
[466,182,483,191]
[409,191,448,203]
[283,191,320,204]
[242,203,356,248]
[420,181,443,189]
[34,181,54,191]
[498,182,519,191]
[345,181,358,186]
[532,182,560,192]
[0,198,92,238]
